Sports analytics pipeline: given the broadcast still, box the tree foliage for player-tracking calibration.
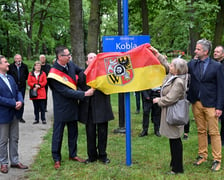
[0,0,223,60]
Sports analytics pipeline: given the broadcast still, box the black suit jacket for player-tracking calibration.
[187,58,224,110]
[8,62,29,90]
[78,71,114,124]
[48,60,85,122]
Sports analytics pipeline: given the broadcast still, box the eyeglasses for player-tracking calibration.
[61,53,72,57]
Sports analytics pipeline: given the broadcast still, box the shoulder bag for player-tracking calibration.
[166,76,189,126]
[29,74,40,98]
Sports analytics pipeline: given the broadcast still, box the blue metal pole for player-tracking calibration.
[123,0,132,166]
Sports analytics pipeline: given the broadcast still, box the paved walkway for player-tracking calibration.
[0,90,53,180]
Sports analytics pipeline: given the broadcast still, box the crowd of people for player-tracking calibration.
[0,39,224,175]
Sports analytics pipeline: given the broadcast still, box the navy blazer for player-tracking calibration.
[48,60,85,122]
[187,58,224,110]
[0,74,23,124]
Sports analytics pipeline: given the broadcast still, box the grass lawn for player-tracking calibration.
[25,93,224,180]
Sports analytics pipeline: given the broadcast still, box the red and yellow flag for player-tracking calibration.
[85,43,166,95]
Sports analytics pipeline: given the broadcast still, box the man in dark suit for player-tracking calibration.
[0,55,28,174]
[8,54,29,123]
[78,52,114,164]
[39,54,51,112]
[47,46,94,169]
[213,45,224,146]
[138,88,161,137]
[187,39,224,172]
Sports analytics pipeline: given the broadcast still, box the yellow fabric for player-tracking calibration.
[48,72,77,90]
[87,64,165,95]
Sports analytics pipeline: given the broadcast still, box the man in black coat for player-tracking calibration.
[213,45,224,146]
[139,88,161,137]
[47,46,94,169]
[39,54,51,112]
[78,52,114,164]
[8,54,29,123]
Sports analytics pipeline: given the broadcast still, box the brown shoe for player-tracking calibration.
[211,160,221,172]
[193,156,207,166]
[1,164,8,174]
[69,156,85,163]
[10,162,28,169]
[54,161,60,170]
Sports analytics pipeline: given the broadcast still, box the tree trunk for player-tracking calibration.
[24,0,36,60]
[16,0,24,57]
[188,0,200,58]
[69,0,85,68]
[86,0,100,54]
[141,0,149,35]
[213,0,224,49]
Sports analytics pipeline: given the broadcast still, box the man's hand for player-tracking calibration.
[215,109,222,118]
[15,101,23,110]
[85,88,95,96]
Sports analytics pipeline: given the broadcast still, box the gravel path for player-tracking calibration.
[0,90,53,180]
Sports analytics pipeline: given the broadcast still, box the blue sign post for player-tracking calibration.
[102,0,150,167]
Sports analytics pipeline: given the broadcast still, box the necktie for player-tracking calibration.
[198,60,204,79]
[17,66,20,81]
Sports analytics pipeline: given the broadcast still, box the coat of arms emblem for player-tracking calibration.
[104,55,133,85]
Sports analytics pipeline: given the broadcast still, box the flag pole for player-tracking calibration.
[123,0,132,166]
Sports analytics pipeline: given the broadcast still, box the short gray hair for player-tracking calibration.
[171,58,188,75]
[0,55,5,64]
[197,39,212,55]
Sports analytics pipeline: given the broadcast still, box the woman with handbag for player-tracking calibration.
[153,58,188,174]
[27,61,47,124]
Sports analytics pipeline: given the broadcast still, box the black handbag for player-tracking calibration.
[29,89,37,98]
[29,74,40,98]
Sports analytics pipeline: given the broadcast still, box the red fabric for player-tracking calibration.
[27,71,47,100]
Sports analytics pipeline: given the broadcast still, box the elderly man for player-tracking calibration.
[39,54,51,112]
[0,55,28,174]
[8,54,29,123]
[213,45,224,146]
[187,39,224,171]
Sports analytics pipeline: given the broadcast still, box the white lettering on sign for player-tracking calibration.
[116,42,137,50]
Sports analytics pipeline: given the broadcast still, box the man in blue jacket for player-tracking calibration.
[187,39,224,172]
[0,55,28,174]
[48,46,94,169]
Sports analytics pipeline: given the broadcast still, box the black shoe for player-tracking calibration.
[19,118,26,123]
[135,110,140,114]
[42,120,47,124]
[113,127,126,134]
[99,158,110,164]
[33,121,39,124]
[45,109,48,112]
[139,130,148,137]
[84,158,97,164]
[155,131,161,137]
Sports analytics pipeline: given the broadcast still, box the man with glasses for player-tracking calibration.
[48,46,95,169]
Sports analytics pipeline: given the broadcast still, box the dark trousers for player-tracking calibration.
[142,100,161,132]
[184,121,190,133]
[220,113,224,145]
[17,87,26,119]
[135,91,141,111]
[52,121,78,162]
[44,85,48,111]
[86,122,108,161]
[32,99,46,122]
[169,138,184,173]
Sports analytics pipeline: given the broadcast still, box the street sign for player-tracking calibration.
[102,35,150,52]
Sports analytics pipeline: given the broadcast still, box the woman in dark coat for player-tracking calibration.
[78,53,114,164]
